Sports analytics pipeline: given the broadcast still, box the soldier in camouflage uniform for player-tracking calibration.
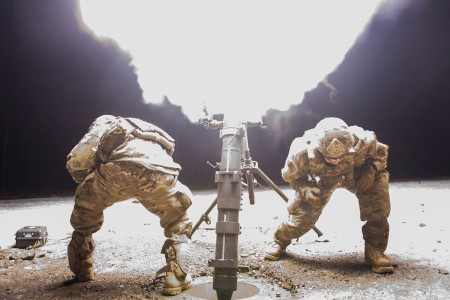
[265,117,394,274]
[66,115,193,295]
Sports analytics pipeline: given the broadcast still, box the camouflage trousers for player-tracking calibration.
[68,161,193,281]
[275,170,391,252]
[70,161,193,238]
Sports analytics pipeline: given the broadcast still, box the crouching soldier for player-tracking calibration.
[265,117,394,274]
[66,115,193,295]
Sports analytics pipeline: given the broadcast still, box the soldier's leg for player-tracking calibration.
[265,193,330,261]
[356,170,393,274]
[68,162,125,281]
[156,235,192,296]
[138,173,193,296]
[68,174,106,282]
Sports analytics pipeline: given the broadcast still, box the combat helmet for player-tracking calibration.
[314,117,354,164]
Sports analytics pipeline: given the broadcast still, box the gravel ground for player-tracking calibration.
[1,180,449,299]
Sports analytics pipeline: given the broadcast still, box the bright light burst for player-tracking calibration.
[79,0,384,122]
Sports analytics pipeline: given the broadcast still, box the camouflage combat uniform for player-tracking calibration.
[66,115,193,295]
[265,117,394,274]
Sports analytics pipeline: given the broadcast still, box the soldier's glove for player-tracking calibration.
[301,186,321,202]
[356,164,377,192]
[288,185,322,213]
[290,179,321,202]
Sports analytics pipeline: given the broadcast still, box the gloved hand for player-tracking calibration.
[356,164,377,191]
[288,185,322,213]
[300,186,321,202]
[290,179,321,201]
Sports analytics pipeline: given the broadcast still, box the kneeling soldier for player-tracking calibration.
[265,117,394,274]
[66,115,193,295]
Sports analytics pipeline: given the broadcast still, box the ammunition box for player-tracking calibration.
[15,226,48,249]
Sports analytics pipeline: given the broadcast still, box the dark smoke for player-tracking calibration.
[1,0,450,197]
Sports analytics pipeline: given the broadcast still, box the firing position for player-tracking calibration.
[265,117,394,274]
[66,115,193,295]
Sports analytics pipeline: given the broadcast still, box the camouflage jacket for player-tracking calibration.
[281,126,388,192]
[67,115,181,183]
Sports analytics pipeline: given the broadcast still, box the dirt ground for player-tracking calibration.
[1,180,449,299]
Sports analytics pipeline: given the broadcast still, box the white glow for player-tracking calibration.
[79,0,383,121]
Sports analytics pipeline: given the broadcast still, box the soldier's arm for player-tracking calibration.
[367,141,389,171]
[125,117,176,156]
[351,126,389,171]
[281,137,309,186]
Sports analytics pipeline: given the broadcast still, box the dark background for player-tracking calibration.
[1,0,449,198]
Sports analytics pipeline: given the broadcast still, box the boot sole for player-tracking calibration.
[371,265,394,274]
[162,281,190,295]
[181,282,191,290]
[264,254,281,261]
[162,287,183,296]
[77,274,95,282]
[365,258,394,274]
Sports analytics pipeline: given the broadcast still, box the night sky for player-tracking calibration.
[1,0,450,197]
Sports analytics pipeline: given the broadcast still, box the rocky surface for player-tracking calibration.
[1,181,449,299]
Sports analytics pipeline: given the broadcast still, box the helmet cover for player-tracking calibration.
[315,117,354,158]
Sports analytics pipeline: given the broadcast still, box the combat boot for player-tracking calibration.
[365,245,394,274]
[264,241,287,261]
[67,232,95,282]
[156,236,192,296]
[264,230,291,261]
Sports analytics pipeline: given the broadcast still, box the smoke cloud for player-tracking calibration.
[79,0,387,122]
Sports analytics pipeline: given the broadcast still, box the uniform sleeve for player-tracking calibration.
[351,126,389,171]
[368,142,389,171]
[125,117,176,156]
[281,137,309,183]
[66,115,124,183]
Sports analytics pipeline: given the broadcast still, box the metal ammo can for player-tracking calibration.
[15,226,48,249]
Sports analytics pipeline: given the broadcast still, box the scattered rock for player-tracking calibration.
[237,265,251,273]
[37,252,46,258]
[315,238,330,243]
[438,269,449,275]
[9,250,36,261]
[0,260,10,269]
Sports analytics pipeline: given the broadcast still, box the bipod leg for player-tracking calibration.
[188,197,217,238]
[254,167,288,202]
[254,167,324,237]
